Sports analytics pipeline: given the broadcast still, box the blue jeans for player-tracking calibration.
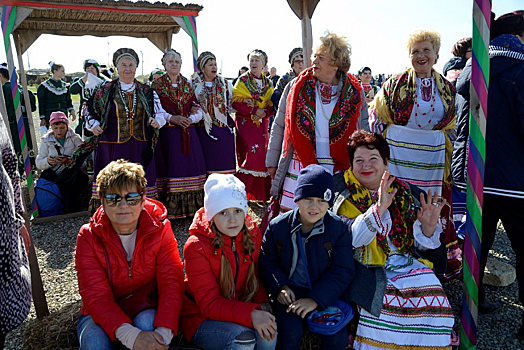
[192,319,277,350]
[77,309,156,350]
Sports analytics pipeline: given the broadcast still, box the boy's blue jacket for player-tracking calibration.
[259,208,355,309]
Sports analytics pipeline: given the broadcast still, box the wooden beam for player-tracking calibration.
[24,17,179,28]
[0,0,201,17]
[22,214,49,319]
[32,210,90,225]
[15,29,41,54]
[301,0,313,68]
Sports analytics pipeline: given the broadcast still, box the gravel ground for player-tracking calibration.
[3,203,522,349]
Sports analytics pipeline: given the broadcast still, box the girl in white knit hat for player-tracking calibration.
[181,173,277,350]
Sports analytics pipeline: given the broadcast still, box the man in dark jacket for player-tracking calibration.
[259,164,354,350]
[480,13,524,339]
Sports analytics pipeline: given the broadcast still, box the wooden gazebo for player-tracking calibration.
[1,0,202,158]
[0,0,202,319]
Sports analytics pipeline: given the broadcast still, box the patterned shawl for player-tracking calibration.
[282,67,363,172]
[490,34,524,57]
[370,68,456,184]
[231,72,274,126]
[275,70,296,95]
[192,72,231,139]
[339,168,417,265]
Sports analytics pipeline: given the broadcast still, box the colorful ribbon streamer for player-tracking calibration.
[1,4,38,217]
[173,15,198,72]
[460,0,491,348]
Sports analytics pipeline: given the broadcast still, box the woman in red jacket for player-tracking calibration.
[75,159,184,350]
[181,173,277,350]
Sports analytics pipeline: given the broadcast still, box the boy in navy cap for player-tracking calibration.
[259,164,355,349]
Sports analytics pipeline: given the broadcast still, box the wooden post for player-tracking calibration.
[23,214,49,319]
[301,0,313,67]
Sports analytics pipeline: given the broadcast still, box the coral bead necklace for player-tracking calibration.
[413,77,435,128]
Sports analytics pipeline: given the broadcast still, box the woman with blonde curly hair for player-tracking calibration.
[181,174,276,350]
[368,30,461,281]
[266,32,368,216]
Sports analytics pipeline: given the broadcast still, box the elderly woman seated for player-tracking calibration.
[333,130,455,349]
[75,159,184,350]
[36,111,87,213]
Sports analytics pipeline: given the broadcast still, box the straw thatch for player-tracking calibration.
[11,0,203,53]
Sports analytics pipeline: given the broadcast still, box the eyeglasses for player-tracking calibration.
[103,192,143,207]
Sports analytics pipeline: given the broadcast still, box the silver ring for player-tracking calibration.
[432,202,439,206]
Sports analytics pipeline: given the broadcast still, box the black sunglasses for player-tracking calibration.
[103,192,143,207]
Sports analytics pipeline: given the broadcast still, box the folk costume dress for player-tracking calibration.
[152,74,206,219]
[70,73,106,137]
[37,78,74,127]
[83,79,167,206]
[368,68,462,281]
[279,67,364,211]
[232,72,274,201]
[191,72,236,175]
[337,169,454,350]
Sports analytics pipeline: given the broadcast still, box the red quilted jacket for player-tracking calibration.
[75,198,184,340]
[180,207,270,341]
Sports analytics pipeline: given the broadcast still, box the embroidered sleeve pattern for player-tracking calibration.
[83,106,100,131]
[351,204,391,248]
[152,90,168,128]
[413,218,442,250]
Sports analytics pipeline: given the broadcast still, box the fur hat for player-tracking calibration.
[113,48,139,67]
[204,174,248,221]
[197,51,216,72]
[294,164,334,206]
[289,47,303,65]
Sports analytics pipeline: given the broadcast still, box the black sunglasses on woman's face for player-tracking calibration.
[103,192,143,207]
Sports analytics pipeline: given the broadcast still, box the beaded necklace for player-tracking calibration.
[119,83,137,121]
[413,77,436,128]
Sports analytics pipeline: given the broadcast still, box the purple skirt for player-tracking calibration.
[92,138,157,198]
[196,124,236,175]
[155,125,206,193]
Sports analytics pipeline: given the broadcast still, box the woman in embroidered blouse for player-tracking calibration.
[232,49,275,201]
[266,32,368,213]
[151,49,206,219]
[83,48,167,210]
[334,130,454,350]
[37,62,76,129]
[368,29,461,280]
[191,51,235,176]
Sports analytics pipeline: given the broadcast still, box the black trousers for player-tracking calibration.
[0,332,5,350]
[479,193,524,305]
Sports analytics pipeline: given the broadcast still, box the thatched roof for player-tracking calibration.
[3,0,203,53]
